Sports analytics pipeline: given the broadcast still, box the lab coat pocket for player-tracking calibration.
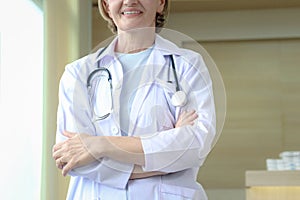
[160,184,198,200]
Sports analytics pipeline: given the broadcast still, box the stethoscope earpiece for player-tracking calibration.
[171,90,187,107]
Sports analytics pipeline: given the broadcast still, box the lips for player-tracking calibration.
[122,10,142,15]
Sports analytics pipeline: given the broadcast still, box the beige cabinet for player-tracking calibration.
[246,171,300,200]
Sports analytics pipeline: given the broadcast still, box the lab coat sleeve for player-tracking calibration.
[56,61,133,189]
[140,53,217,173]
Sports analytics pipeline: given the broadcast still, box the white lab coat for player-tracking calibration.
[56,35,216,200]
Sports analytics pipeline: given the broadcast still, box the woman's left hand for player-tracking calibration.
[52,131,100,176]
[175,110,198,128]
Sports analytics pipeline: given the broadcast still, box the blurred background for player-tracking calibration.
[0,0,299,199]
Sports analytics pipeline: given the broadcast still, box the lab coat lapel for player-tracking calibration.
[111,60,124,128]
[128,49,167,135]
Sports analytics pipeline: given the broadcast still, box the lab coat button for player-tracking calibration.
[111,126,119,135]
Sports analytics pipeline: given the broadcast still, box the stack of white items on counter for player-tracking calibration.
[266,151,300,171]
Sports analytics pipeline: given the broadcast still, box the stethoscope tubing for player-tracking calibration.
[87,67,112,88]
[169,55,180,92]
[87,48,186,121]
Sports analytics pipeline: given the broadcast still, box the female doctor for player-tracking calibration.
[52,0,216,199]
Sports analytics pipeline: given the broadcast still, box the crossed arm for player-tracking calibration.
[52,110,198,178]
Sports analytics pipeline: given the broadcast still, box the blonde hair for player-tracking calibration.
[98,0,169,34]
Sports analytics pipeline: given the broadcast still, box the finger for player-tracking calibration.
[179,110,188,118]
[56,161,63,169]
[179,110,195,119]
[183,110,197,119]
[180,113,198,125]
[52,147,65,160]
[63,131,77,138]
[56,158,65,169]
[186,112,198,121]
[52,142,64,152]
[62,159,75,176]
[185,110,196,116]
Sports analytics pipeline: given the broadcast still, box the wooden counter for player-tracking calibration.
[246,171,300,200]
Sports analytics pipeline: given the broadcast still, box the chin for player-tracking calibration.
[117,22,155,32]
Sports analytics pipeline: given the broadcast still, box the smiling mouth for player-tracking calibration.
[122,11,142,15]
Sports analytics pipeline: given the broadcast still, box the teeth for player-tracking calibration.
[123,11,140,15]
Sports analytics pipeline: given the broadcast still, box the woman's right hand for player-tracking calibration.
[175,110,198,128]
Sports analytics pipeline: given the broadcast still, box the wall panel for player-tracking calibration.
[183,39,300,188]
[92,5,300,192]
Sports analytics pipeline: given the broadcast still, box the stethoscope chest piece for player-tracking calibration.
[171,90,187,107]
[87,49,188,122]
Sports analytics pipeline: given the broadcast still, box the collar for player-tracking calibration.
[153,34,183,56]
[92,36,118,66]
[92,34,183,66]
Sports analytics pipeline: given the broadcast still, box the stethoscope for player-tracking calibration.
[87,48,187,121]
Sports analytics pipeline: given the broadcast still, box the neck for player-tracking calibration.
[115,28,156,54]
